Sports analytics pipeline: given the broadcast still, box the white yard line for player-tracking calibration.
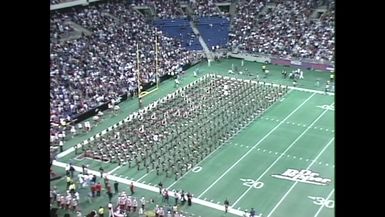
[56,79,332,159]
[313,189,335,217]
[197,93,316,198]
[52,160,245,216]
[137,170,154,182]
[231,102,334,207]
[266,137,335,217]
[218,75,334,96]
[167,89,294,190]
[107,165,122,175]
[57,146,76,158]
[289,86,334,96]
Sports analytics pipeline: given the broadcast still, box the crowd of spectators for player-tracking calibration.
[51,0,78,5]
[132,0,229,18]
[191,0,224,17]
[229,0,335,62]
[50,0,335,142]
[132,0,334,62]
[50,1,203,139]
[50,13,76,42]
[154,0,186,19]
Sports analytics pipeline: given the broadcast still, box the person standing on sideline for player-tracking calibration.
[224,199,229,213]
[96,182,102,197]
[158,182,163,194]
[187,192,192,206]
[69,164,75,178]
[315,78,320,87]
[82,164,86,174]
[130,182,135,195]
[98,206,104,217]
[59,140,64,152]
[174,190,178,205]
[325,81,330,94]
[250,208,256,217]
[133,197,138,212]
[65,164,70,176]
[106,184,113,202]
[66,175,72,190]
[104,176,109,189]
[139,97,143,109]
[114,181,119,194]
[99,167,104,178]
[140,197,146,211]
[108,203,113,217]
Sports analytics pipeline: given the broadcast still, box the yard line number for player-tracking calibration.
[308,196,334,208]
[240,178,264,189]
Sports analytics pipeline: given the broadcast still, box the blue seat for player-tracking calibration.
[153,18,202,50]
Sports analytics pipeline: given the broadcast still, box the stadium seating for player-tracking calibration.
[197,16,230,50]
[153,18,202,50]
[50,0,335,142]
[229,0,335,62]
[50,1,202,138]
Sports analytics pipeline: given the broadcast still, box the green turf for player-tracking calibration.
[52,59,334,217]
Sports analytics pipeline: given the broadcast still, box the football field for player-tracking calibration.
[52,59,334,217]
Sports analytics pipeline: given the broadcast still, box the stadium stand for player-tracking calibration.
[50,1,334,216]
[197,16,230,50]
[229,0,335,62]
[51,0,78,4]
[153,18,202,50]
[50,1,203,142]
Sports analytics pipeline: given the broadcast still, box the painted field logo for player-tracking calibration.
[272,169,331,186]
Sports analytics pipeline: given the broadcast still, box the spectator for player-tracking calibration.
[229,0,334,62]
[50,1,202,143]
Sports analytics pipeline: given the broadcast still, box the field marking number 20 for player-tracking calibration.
[240,178,264,189]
